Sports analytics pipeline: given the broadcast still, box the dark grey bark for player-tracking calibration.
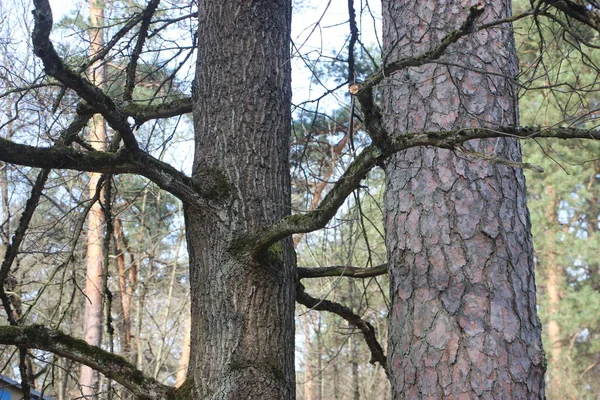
[184,0,295,398]
[382,1,545,398]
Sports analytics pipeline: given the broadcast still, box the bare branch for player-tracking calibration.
[347,0,358,82]
[0,169,50,325]
[0,139,228,204]
[252,144,382,255]
[124,97,193,126]
[454,145,544,173]
[296,284,387,373]
[80,8,157,73]
[32,0,140,151]
[0,111,92,324]
[298,263,388,279]
[124,0,161,101]
[544,0,600,31]
[352,6,534,101]
[0,325,171,399]
[254,125,600,252]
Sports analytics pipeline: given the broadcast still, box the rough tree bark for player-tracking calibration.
[6,0,600,398]
[382,0,546,398]
[80,0,107,396]
[182,0,296,398]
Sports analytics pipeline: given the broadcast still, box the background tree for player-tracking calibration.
[80,0,108,395]
[516,0,600,395]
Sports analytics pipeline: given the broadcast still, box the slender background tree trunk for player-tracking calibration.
[382,0,545,398]
[81,0,107,396]
[543,186,568,398]
[114,217,136,356]
[184,0,295,398]
[175,314,191,388]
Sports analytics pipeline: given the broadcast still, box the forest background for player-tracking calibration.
[0,0,598,399]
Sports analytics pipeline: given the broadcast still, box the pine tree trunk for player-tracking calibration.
[382,1,545,398]
[175,315,191,388]
[81,0,106,396]
[183,0,295,398]
[114,217,136,356]
[543,186,567,398]
[304,321,316,400]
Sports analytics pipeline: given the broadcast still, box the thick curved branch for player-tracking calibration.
[296,284,387,373]
[254,125,600,253]
[251,144,383,255]
[293,128,351,248]
[0,325,171,399]
[298,263,388,279]
[0,139,228,204]
[32,0,139,151]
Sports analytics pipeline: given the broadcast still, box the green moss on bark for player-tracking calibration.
[226,359,286,383]
[192,167,231,201]
[169,380,193,400]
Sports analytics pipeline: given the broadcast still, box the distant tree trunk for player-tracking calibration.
[114,217,136,356]
[316,318,323,400]
[175,315,191,387]
[332,326,341,400]
[80,0,106,396]
[589,171,600,291]
[382,1,546,398]
[349,282,360,400]
[153,229,184,379]
[133,189,148,373]
[543,186,567,399]
[304,322,316,400]
[183,0,295,398]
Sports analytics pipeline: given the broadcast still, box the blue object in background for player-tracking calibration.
[0,387,11,400]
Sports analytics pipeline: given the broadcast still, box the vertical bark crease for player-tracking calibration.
[382,1,545,398]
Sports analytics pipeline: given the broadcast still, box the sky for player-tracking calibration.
[37,0,381,173]
[46,0,381,109]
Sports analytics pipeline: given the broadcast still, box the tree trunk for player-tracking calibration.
[175,314,191,388]
[81,0,106,396]
[183,0,295,398]
[349,281,360,400]
[543,186,567,399]
[114,217,136,356]
[303,319,316,400]
[382,1,545,398]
